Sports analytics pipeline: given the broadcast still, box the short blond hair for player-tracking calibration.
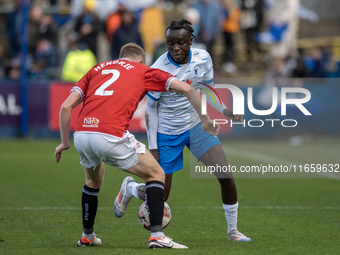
[119,43,145,63]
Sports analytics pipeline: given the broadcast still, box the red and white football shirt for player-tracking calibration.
[72,59,175,137]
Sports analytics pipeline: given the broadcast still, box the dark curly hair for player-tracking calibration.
[166,19,197,41]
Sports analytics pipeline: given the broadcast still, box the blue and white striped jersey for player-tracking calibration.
[147,48,214,135]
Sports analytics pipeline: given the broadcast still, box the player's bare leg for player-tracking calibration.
[199,144,251,242]
[125,150,165,183]
[84,162,105,189]
[77,163,105,246]
[115,150,187,248]
[199,145,237,205]
[164,174,173,201]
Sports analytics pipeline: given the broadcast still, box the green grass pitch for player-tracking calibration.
[0,137,339,254]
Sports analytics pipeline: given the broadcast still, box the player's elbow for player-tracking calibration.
[178,82,191,97]
[60,101,73,114]
[169,79,191,96]
[183,85,194,99]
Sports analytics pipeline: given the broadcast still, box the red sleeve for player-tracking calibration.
[71,70,91,100]
[144,66,176,92]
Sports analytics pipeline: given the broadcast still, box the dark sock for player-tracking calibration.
[82,185,100,233]
[145,181,164,233]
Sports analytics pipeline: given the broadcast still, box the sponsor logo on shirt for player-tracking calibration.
[83,117,100,127]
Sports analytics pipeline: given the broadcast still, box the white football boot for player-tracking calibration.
[114,176,134,217]
[77,235,102,246]
[228,229,251,241]
[148,236,188,249]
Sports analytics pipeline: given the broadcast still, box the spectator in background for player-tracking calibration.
[152,37,167,64]
[304,47,329,78]
[138,3,166,65]
[116,0,158,20]
[240,0,264,62]
[267,58,293,80]
[258,0,300,101]
[71,0,103,57]
[111,9,143,60]
[105,3,125,43]
[4,0,24,80]
[267,0,300,61]
[0,43,5,79]
[6,0,22,59]
[30,38,57,80]
[183,7,206,50]
[70,0,118,21]
[39,13,59,47]
[221,0,240,74]
[5,59,21,81]
[183,7,200,39]
[191,0,223,57]
[28,5,43,56]
[61,33,97,82]
[291,58,308,78]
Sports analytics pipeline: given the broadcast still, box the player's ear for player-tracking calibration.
[190,36,193,45]
[138,55,145,65]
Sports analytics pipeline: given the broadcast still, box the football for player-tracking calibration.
[138,201,171,230]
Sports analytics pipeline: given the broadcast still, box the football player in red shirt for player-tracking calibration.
[54,43,219,249]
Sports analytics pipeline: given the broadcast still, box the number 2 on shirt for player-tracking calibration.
[95,69,120,96]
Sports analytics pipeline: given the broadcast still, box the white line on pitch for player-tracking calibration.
[222,146,340,180]
[1,206,340,210]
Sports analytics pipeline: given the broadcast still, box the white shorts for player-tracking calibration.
[74,131,146,170]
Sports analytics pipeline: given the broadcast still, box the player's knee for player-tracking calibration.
[154,167,165,183]
[147,166,165,183]
[86,177,103,189]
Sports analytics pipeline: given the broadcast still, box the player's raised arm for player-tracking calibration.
[168,79,219,135]
[54,91,82,163]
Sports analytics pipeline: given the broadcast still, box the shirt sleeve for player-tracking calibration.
[146,91,161,102]
[144,67,175,92]
[71,70,90,101]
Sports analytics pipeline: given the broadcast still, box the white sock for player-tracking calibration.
[127,181,145,199]
[83,231,95,240]
[151,232,165,239]
[223,202,239,234]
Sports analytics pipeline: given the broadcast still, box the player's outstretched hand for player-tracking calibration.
[223,108,243,122]
[202,119,220,136]
[54,143,70,163]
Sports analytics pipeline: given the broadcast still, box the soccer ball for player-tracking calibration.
[138,201,171,231]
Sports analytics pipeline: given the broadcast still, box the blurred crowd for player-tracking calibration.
[2,0,60,80]
[0,0,338,82]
